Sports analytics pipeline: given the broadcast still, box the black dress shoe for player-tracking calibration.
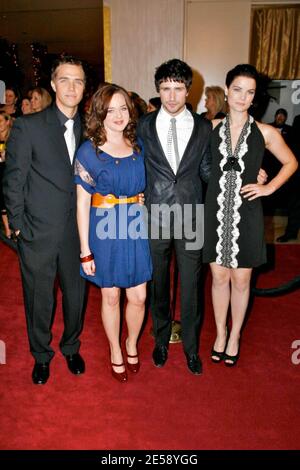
[185,354,202,375]
[65,353,85,375]
[32,362,50,384]
[152,345,168,367]
[276,233,297,243]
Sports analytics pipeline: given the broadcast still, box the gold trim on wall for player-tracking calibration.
[103,5,112,83]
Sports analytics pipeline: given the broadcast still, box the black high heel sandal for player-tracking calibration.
[211,328,228,363]
[211,348,225,363]
[224,350,239,367]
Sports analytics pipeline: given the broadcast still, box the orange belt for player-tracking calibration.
[91,192,139,208]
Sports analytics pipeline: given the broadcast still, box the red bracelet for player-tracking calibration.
[80,253,94,263]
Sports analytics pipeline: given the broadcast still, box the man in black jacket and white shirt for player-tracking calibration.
[3,56,86,384]
[138,59,212,375]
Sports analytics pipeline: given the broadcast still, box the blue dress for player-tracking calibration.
[74,139,152,288]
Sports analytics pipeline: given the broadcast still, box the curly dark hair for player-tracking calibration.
[154,59,193,92]
[85,83,140,154]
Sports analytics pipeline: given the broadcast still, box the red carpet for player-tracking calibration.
[0,242,299,450]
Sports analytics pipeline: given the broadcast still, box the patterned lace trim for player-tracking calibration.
[215,115,253,268]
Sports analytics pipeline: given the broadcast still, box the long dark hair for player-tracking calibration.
[85,83,140,153]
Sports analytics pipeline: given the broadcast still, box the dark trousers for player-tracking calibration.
[149,234,202,356]
[17,213,86,363]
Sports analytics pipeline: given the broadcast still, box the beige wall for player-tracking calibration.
[106,0,251,107]
[105,0,300,108]
[105,0,184,102]
[184,0,251,112]
[184,0,300,112]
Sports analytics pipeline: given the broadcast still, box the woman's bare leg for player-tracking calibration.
[125,283,147,364]
[101,287,124,372]
[210,263,231,359]
[225,267,252,363]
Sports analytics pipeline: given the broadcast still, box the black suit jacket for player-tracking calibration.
[3,105,82,233]
[137,110,212,213]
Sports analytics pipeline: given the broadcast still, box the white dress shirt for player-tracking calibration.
[156,106,194,173]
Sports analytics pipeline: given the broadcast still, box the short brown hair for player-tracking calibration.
[51,55,85,81]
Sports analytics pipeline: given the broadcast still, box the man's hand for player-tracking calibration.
[138,193,145,205]
[11,230,20,242]
[257,168,268,185]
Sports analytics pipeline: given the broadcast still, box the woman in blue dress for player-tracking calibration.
[75,84,152,382]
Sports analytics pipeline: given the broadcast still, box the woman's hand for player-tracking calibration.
[80,252,96,276]
[257,168,268,185]
[240,183,274,201]
[138,193,145,205]
[81,259,96,276]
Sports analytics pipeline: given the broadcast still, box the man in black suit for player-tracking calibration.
[263,108,294,225]
[276,113,300,242]
[3,56,86,384]
[138,59,211,375]
[267,109,300,242]
[270,108,293,146]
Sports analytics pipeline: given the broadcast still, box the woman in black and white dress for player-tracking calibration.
[203,64,298,366]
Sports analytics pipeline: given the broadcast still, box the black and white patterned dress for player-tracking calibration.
[203,115,267,268]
